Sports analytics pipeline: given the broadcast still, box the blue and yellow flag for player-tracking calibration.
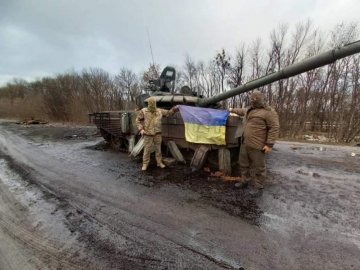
[178,105,230,145]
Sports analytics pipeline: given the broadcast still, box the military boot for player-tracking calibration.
[234,176,250,188]
[235,181,249,188]
[157,162,166,169]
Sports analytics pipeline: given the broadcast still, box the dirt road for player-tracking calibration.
[0,120,359,270]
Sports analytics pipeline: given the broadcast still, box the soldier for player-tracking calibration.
[229,90,279,196]
[136,97,178,171]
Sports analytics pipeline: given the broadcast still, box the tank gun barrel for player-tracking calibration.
[198,40,360,107]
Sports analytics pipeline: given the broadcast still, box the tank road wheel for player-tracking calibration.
[122,138,129,151]
[100,128,111,143]
[110,135,123,151]
[230,147,240,166]
[206,148,238,171]
[206,149,219,169]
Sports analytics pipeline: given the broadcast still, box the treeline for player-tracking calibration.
[0,67,149,122]
[1,21,360,142]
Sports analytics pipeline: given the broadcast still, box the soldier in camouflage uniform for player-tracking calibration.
[229,90,279,195]
[136,97,178,171]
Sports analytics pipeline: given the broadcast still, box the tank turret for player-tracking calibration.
[136,66,202,110]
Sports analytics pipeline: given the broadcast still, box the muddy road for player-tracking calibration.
[0,120,359,270]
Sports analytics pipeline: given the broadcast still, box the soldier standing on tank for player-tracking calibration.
[136,97,178,171]
[229,90,279,196]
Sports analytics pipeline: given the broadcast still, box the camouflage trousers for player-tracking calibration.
[143,134,163,166]
[239,144,266,189]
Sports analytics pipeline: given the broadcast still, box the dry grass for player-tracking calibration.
[0,97,44,120]
[0,97,90,124]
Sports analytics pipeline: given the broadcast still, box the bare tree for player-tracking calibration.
[183,54,197,89]
[115,68,139,109]
[228,44,246,107]
[141,63,161,85]
[81,68,113,112]
[214,49,231,93]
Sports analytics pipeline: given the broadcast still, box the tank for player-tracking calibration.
[90,40,360,173]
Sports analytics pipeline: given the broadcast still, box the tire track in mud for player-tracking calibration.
[68,200,238,269]
[63,186,243,269]
[0,211,84,270]
[0,150,241,269]
[0,231,39,270]
[54,177,242,269]
[0,155,93,269]
[0,187,43,270]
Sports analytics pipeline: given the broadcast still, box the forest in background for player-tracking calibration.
[1,21,360,143]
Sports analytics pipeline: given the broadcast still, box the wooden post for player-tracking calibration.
[167,141,186,164]
[218,148,231,175]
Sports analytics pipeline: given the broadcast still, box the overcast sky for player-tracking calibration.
[1,0,359,86]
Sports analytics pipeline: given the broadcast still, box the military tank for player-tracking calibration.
[90,40,360,174]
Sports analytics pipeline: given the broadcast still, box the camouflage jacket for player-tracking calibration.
[136,107,176,135]
[231,106,279,150]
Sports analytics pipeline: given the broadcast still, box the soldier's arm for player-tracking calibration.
[161,107,177,117]
[229,108,246,116]
[135,110,145,131]
[265,110,280,147]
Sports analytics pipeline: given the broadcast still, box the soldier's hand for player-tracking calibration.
[140,129,145,136]
[263,145,272,153]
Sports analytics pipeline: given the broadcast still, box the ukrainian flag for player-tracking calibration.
[178,105,230,145]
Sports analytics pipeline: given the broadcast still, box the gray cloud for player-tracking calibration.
[1,0,359,86]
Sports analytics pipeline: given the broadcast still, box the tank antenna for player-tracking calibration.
[147,28,155,66]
